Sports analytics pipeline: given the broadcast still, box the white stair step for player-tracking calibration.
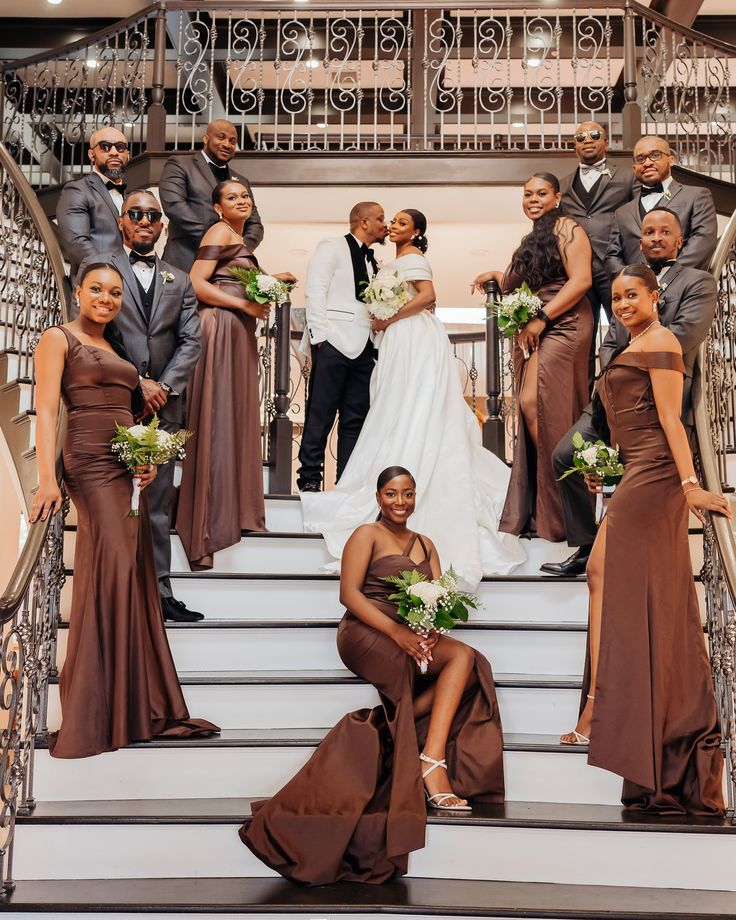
[33,732,622,805]
[46,672,583,735]
[14,803,736,889]
[55,622,589,676]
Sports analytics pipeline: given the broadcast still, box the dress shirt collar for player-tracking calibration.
[642,175,674,197]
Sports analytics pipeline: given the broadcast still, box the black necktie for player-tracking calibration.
[361,244,378,273]
[641,183,664,196]
[105,180,126,194]
[207,160,229,183]
[129,251,156,267]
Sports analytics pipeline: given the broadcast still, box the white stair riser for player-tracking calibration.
[1,916,524,920]
[62,530,705,577]
[33,747,623,805]
[55,628,588,676]
[60,577,591,623]
[15,822,736,890]
[47,683,581,734]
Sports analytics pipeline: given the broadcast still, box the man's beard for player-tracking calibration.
[99,162,126,181]
[375,235,387,246]
[647,256,674,274]
[132,242,155,254]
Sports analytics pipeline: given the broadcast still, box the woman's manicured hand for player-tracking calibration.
[685,487,733,525]
[390,623,432,668]
[29,481,62,523]
[470,270,504,295]
[517,317,546,357]
[133,464,157,492]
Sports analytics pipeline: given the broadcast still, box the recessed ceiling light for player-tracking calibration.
[316,122,327,128]
[527,56,542,68]
[47,0,63,5]
[86,58,98,69]
[306,59,320,69]
[511,121,525,128]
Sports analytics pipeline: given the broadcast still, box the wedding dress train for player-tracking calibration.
[300,253,526,589]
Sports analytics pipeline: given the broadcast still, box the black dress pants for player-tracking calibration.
[551,403,599,549]
[587,256,613,390]
[297,340,374,488]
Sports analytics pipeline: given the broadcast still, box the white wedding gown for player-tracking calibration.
[300,252,526,589]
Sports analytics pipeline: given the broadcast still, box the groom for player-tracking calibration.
[297,202,388,492]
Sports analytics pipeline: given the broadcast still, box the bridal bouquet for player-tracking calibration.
[558,431,624,488]
[383,567,477,673]
[491,282,544,338]
[229,266,294,305]
[111,415,192,516]
[361,268,411,321]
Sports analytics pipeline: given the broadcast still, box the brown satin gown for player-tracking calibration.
[240,534,505,885]
[584,350,724,814]
[49,327,219,759]
[499,270,593,542]
[176,244,266,570]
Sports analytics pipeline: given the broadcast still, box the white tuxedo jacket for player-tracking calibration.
[303,236,374,359]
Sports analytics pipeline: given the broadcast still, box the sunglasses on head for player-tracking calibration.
[91,141,130,154]
[124,208,163,223]
[633,149,669,164]
[574,129,603,143]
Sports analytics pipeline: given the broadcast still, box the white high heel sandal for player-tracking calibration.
[560,694,594,746]
[419,753,472,812]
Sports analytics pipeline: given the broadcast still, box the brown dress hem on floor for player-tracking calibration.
[240,534,505,885]
[49,326,218,760]
[582,349,724,815]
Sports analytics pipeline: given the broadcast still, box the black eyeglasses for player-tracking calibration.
[574,129,604,143]
[91,141,130,154]
[123,209,162,223]
[633,149,670,164]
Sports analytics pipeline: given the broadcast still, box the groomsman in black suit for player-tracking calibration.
[78,190,204,621]
[160,119,264,272]
[542,206,717,576]
[57,127,129,278]
[560,121,638,384]
[605,135,718,277]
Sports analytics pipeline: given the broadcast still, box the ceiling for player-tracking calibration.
[1,0,150,15]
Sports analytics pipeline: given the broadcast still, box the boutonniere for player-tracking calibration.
[658,281,668,296]
[663,189,672,200]
[600,168,612,178]
[160,271,175,284]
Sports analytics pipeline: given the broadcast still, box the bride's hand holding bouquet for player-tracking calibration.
[362,268,411,333]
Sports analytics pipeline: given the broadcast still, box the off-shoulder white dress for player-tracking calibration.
[300,253,525,588]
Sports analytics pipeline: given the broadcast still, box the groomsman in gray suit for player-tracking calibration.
[57,127,130,278]
[605,135,718,277]
[160,119,264,272]
[560,121,638,384]
[542,206,717,577]
[78,190,203,622]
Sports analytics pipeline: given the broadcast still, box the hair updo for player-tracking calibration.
[211,179,245,206]
[401,208,429,254]
[614,263,658,293]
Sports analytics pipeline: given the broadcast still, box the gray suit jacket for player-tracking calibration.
[598,262,717,419]
[57,172,124,278]
[160,151,264,272]
[76,249,201,426]
[604,180,718,279]
[560,163,638,263]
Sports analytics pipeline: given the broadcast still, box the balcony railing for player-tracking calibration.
[1,1,735,186]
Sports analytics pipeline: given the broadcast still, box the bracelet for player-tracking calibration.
[683,486,701,495]
[537,311,552,328]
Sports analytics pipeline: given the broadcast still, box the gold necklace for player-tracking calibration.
[219,217,243,238]
[630,319,660,343]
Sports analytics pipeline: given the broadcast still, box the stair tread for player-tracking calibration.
[48,669,583,688]
[17,798,735,833]
[4,875,736,916]
[35,729,591,752]
[55,618,591,632]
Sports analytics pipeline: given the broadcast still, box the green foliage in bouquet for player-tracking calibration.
[558,430,624,487]
[492,281,544,338]
[111,415,192,468]
[228,266,293,304]
[383,567,476,634]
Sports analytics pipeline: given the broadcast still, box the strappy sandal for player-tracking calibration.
[419,752,472,812]
[560,694,594,746]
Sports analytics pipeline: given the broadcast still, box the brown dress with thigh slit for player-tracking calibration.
[583,349,724,814]
[499,270,593,542]
[49,327,218,759]
[176,244,266,570]
[239,533,505,884]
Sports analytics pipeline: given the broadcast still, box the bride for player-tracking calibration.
[300,209,526,588]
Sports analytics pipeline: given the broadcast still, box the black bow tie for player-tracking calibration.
[129,251,156,267]
[361,244,378,271]
[105,180,126,194]
[649,258,676,274]
[641,183,664,196]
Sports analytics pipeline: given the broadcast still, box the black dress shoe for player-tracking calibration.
[299,482,321,493]
[162,596,205,622]
[539,545,593,576]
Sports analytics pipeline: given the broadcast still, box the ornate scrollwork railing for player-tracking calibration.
[2,1,735,187]
[695,207,736,820]
[0,142,68,893]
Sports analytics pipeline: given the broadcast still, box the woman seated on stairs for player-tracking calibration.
[240,466,505,884]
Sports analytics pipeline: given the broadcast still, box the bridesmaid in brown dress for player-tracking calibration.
[473,173,593,542]
[561,264,729,814]
[240,466,505,885]
[30,262,219,758]
[176,180,295,569]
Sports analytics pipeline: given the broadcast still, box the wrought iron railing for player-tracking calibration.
[0,143,68,894]
[695,208,736,821]
[1,1,735,186]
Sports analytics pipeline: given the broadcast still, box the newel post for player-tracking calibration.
[622,3,643,148]
[146,4,168,152]
[482,279,505,461]
[268,298,294,495]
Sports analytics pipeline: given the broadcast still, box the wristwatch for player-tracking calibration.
[681,475,699,488]
[158,381,172,394]
[538,311,552,328]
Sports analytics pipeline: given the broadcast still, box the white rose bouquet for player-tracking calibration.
[228,266,294,305]
[111,415,192,516]
[492,281,544,338]
[361,268,411,321]
[382,567,477,673]
[558,431,624,488]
